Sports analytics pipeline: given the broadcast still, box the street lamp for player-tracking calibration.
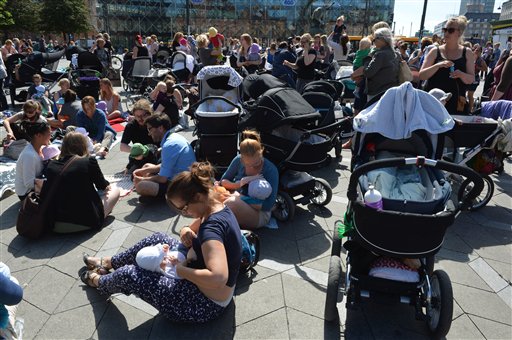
[186,0,190,35]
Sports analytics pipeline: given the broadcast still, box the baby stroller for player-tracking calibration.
[444,113,511,211]
[68,51,104,101]
[188,65,244,173]
[122,56,171,94]
[167,51,193,83]
[324,83,485,338]
[240,86,348,221]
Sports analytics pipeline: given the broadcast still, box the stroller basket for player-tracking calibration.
[446,115,500,148]
[351,202,455,258]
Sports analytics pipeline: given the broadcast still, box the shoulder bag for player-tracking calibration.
[396,52,413,84]
[16,156,77,239]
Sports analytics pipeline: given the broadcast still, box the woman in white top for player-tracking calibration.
[99,78,122,120]
[327,32,351,62]
[15,121,51,200]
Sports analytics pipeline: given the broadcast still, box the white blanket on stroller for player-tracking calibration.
[354,82,455,139]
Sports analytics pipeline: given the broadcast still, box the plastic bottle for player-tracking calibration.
[14,317,24,340]
[364,185,383,210]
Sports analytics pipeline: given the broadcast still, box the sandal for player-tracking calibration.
[82,253,110,275]
[78,267,100,288]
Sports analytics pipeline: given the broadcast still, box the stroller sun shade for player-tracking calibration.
[240,87,320,131]
[243,73,288,100]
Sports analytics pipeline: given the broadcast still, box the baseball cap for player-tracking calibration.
[129,143,149,158]
[428,88,452,104]
[248,178,272,200]
[136,244,165,273]
[41,145,61,161]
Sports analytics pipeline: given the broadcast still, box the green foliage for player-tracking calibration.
[0,0,14,28]
[4,0,39,32]
[40,0,90,35]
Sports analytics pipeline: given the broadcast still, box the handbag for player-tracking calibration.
[398,60,413,84]
[16,156,77,239]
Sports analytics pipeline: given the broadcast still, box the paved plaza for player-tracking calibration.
[0,78,511,339]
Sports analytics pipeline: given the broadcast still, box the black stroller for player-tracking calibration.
[240,86,349,221]
[167,51,192,83]
[68,51,104,100]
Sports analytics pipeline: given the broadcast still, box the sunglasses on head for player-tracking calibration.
[442,27,458,34]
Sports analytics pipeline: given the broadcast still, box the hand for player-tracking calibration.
[239,174,264,187]
[438,60,453,69]
[450,69,463,79]
[6,133,15,141]
[34,178,45,194]
[180,226,197,248]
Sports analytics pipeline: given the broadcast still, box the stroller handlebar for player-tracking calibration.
[188,96,242,114]
[347,156,485,210]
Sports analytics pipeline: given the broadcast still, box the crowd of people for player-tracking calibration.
[1,13,512,333]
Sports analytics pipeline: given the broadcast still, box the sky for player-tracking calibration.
[393,0,502,36]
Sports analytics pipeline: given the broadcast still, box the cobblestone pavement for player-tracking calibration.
[0,69,510,339]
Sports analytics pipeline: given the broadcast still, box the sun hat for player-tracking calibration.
[129,143,149,158]
[96,101,107,112]
[136,244,166,273]
[35,85,45,93]
[248,178,272,200]
[428,88,452,104]
[208,27,218,38]
[74,127,89,136]
[179,38,187,46]
[41,145,61,161]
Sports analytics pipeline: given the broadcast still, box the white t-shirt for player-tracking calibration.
[15,144,43,196]
[163,251,186,279]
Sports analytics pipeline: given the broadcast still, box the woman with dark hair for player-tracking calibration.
[327,32,350,62]
[3,100,47,142]
[57,89,81,128]
[80,162,242,323]
[132,35,148,59]
[14,121,51,200]
[283,33,317,93]
[490,49,512,101]
[271,41,297,88]
[41,132,120,233]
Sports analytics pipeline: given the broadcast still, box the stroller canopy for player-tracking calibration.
[354,82,455,140]
[197,65,243,89]
[77,51,103,72]
[240,87,320,131]
[243,73,288,100]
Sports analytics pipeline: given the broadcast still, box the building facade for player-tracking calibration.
[91,0,394,49]
[465,12,500,44]
[500,0,512,20]
[460,0,496,15]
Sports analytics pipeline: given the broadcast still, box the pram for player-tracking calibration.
[122,56,171,94]
[444,114,511,211]
[188,65,244,173]
[167,51,194,83]
[240,86,348,221]
[68,51,104,100]
[7,49,67,105]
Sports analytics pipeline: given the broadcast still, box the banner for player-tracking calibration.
[283,0,296,6]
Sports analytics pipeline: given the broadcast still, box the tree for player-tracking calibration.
[3,0,41,35]
[0,0,14,29]
[40,0,90,42]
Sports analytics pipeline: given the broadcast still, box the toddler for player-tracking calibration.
[136,243,187,279]
[208,27,225,62]
[126,143,157,174]
[332,15,347,44]
[353,36,372,70]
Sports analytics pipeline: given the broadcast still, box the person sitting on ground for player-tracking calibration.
[120,99,155,156]
[76,96,116,158]
[15,121,51,200]
[27,74,45,100]
[80,162,242,323]
[57,89,81,128]
[220,130,279,230]
[40,132,120,233]
[0,262,23,340]
[152,80,183,129]
[53,78,70,112]
[31,84,53,118]
[125,142,158,174]
[136,243,187,279]
[3,100,47,142]
[99,78,123,120]
[132,114,196,200]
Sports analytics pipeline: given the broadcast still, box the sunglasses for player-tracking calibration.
[442,27,458,34]
[168,199,191,215]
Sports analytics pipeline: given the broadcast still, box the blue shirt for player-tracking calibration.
[221,155,279,212]
[76,109,116,142]
[272,48,296,78]
[159,130,196,179]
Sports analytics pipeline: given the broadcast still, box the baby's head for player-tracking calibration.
[136,243,170,273]
[359,37,372,51]
[429,88,452,106]
[42,145,61,161]
[129,143,149,160]
[248,178,272,201]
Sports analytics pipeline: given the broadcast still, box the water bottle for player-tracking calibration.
[364,185,383,210]
[14,317,24,340]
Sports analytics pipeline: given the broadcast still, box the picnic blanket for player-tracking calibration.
[0,156,17,199]
[103,174,134,197]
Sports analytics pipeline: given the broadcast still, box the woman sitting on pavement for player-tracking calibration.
[99,78,123,120]
[76,96,116,158]
[3,100,47,142]
[41,132,120,233]
[80,162,242,323]
[220,130,279,230]
[120,98,155,154]
[152,80,183,129]
[14,121,51,200]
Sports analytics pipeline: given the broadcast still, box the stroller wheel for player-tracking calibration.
[310,178,333,206]
[324,255,344,322]
[457,174,494,211]
[272,191,295,222]
[426,270,453,339]
[331,225,342,256]
[122,78,129,92]
[111,56,123,71]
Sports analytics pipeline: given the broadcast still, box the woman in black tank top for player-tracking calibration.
[420,16,475,114]
[132,34,149,59]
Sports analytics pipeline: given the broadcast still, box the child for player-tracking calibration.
[27,74,43,99]
[332,15,347,44]
[135,243,186,279]
[208,27,225,62]
[53,78,70,112]
[353,36,372,70]
[41,144,60,176]
[178,38,190,54]
[125,143,157,174]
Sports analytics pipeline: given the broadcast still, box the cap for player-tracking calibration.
[428,88,452,104]
[248,178,272,200]
[42,145,61,161]
[96,101,107,112]
[179,38,187,46]
[135,34,143,45]
[136,244,165,273]
[35,85,45,93]
[208,27,218,38]
[75,127,89,136]
[129,143,149,158]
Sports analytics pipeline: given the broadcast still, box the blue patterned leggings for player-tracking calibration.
[97,232,225,323]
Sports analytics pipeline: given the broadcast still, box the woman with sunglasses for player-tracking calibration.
[220,130,279,230]
[420,16,475,114]
[283,33,317,93]
[119,99,155,155]
[3,100,47,142]
[80,162,242,323]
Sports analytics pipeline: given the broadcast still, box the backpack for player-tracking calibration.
[240,230,260,272]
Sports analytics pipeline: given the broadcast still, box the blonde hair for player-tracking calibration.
[301,33,313,45]
[240,130,263,157]
[132,98,153,115]
[446,15,468,44]
[60,132,89,158]
[359,36,372,50]
[239,33,253,55]
[58,78,70,88]
[196,34,208,48]
[337,15,345,22]
[99,78,116,100]
[371,21,390,34]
